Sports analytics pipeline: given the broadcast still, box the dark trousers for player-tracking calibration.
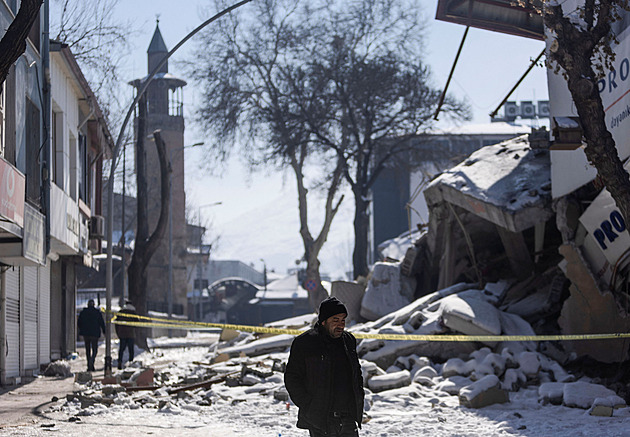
[83,336,99,371]
[309,416,359,437]
[118,337,134,368]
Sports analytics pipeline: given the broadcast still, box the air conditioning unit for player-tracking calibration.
[520,101,536,118]
[90,215,105,239]
[538,100,550,118]
[504,101,520,120]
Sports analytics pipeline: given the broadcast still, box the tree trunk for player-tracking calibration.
[290,149,344,311]
[352,185,370,279]
[544,3,630,230]
[127,94,170,350]
[0,0,42,86]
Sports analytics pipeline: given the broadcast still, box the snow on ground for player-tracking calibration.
[8,281,630,437]
[6,329,630,437]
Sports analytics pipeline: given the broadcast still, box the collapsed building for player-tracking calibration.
[367,129,630,368]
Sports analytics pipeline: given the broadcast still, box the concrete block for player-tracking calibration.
[459,375,510,409]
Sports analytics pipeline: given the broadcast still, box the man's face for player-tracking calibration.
[322,313,346,338]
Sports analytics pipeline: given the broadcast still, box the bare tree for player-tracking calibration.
[50,0,134,127]
[190,0,353,309]
[191,0,470,284]
[0,0,43,86]
[543,1,630,226]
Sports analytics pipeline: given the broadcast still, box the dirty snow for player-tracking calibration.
[9,334,630,437]
[8,282,630,437]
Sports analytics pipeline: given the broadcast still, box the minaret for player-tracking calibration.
[130,22,188,318]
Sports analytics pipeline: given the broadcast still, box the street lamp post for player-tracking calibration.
[260,258,267,291]
[167,142,203,337]
[195,202,222,322]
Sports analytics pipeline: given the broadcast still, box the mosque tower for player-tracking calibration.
[130,22,188,318]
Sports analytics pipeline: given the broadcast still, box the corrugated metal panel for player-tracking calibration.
[38,262,50,364]
[5,269,20,378]
[5,298,19,378]
[23,266,38,370]
[5,268,19,300]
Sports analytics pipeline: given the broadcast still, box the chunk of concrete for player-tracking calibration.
[558,244,630,363]
[44,360,72,377]
[589,405,613,417]
[538,382,565,405]
[360,262,411,320]
[440,295,501,342]
[563,381,620,409]
[367,370,411,393]
[75,372,92,384]
[129,368,154,387]
[590,396,627,416]
[332,281,365,323]
[414,365,438,379]
[459,375,510,409]
[435,376,473,395]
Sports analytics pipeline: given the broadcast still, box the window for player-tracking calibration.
[78,132,89,204]
[25,98,40,205]
[194,279,209,290]
[51,111,57,184]
[0,81,5,158]
[27,9,40,52]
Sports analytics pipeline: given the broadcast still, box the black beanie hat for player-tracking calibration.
[318,296,347,323]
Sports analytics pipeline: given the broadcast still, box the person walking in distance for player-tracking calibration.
[115,300,137,369]
[285,296,365,436]
[77,299,106,371]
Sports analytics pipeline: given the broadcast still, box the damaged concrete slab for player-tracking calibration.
[424,135,553,234]
[558,243,630,364]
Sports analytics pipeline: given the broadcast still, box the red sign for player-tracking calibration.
[0,157,25,227]
[304,279,318,292]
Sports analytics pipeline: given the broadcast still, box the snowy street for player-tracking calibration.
[4,331,630,437]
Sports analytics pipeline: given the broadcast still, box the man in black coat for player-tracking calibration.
[77,299,106,371]
[285,296,364,436]
[115,301,137,369]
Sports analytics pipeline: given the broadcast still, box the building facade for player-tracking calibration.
[0,1,110,384]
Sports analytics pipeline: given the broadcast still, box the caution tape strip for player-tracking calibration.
[107,311,630,342]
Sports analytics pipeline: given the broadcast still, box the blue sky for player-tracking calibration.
[110,0,549,275]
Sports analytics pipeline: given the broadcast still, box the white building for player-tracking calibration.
[0,1,111,384]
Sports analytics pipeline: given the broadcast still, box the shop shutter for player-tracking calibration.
[38,262,50,364]
[23,266,38,372]
[4,268,20,378]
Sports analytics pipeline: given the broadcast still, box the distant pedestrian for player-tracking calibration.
[115,300,137,369]
[285,296,365,436]
[77,299,105,371]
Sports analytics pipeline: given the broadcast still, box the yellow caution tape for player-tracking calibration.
[108,311,630,342]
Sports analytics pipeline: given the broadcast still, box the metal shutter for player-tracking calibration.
[5,268,20,378]
[23,266,38,372]
[38,262,50,365]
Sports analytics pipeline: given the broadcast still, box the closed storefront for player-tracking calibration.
[39,262,50,364]
[4,268,20,382]
[23,266,39,373]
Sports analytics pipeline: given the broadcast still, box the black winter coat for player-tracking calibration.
[115,307,137,339]
[77,306,106,338]
[284,324,364,434]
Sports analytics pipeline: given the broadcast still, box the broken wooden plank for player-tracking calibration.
[168,370,241,394]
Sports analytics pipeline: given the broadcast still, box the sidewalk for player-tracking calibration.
[0,344,104,430]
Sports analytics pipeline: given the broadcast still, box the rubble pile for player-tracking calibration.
[49,281,629,423]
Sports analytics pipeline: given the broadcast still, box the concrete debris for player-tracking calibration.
[74,372,92,384]
[43,360,72,377]
[360,262,415,320]
[459,375,510,408]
